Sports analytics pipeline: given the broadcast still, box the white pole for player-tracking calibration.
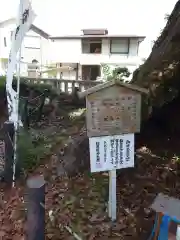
[12,50,21,187]
[40,36,43,77]
[108,171,112,218]
[108,169,117,221]
[12,0,23,187]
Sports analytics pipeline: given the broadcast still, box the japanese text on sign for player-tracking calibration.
[87,93,139,137]
[89,134,134,173]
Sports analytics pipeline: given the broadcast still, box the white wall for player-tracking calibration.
[0,25,12,59]
[50,38,143,71]
[41,38,51,65]
[21,30,49,66]
[0,23,49,75]
[100,38,141,76]
[24,31,41,48]
[48,39,81,63]
[0,21,144,78]
[88,38,141,65]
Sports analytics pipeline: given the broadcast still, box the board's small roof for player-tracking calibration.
[78,79,149,98]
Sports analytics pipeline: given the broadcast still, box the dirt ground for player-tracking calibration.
[0,106,180,239]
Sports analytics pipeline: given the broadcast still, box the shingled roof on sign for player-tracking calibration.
[78,79,149,99]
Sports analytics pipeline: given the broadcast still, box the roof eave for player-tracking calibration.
[78,79,149,99]
[30,24,50,39]
[50,35,146,40]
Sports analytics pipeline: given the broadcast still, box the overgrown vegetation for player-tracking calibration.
[0,75,84,175]
[101,64,131,81]
[17,129,51,171]
[132,0,180,111]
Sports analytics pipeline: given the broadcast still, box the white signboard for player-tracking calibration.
[89,134,134,173]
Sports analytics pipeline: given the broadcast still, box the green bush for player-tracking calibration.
[17,128,51,171]
[101,64,131,81]
[0,75,55,94]
[23,82,54,94]
[0,76,6,87]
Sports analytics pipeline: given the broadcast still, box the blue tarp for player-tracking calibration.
[149,214,180,240]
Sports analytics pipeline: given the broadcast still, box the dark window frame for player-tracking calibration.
[110,38,130,54]
[81,39,102,54]
[4,37,7,47]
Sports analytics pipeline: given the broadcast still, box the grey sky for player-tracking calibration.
[0,0,178,57]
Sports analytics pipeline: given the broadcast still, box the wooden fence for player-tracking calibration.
[21,77,103,93]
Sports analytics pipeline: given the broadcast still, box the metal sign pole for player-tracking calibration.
[108,171,112,219]
[108,169,117,221]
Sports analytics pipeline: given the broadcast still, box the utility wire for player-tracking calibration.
[20,92,45,101]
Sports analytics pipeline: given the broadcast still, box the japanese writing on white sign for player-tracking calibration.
[89,134,134,172]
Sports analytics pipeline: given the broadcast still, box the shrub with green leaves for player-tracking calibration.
[101,64,131,81]
[17,128,51,171]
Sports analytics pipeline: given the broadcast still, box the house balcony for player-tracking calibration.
[79,54,143,66]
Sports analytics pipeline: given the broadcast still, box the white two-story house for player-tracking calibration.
[0,21,145,80]
[49,29,145,80]
[0,18,50,76]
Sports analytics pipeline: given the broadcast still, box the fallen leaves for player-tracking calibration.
[0,147,178,239]
[1,112,180,240]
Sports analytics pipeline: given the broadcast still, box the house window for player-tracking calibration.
[90,42,101,53]
[110,39,129,54]
[4,37,7,47]
[82,39,102,53]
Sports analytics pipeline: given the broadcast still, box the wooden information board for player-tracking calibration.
[86,85,141,137]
